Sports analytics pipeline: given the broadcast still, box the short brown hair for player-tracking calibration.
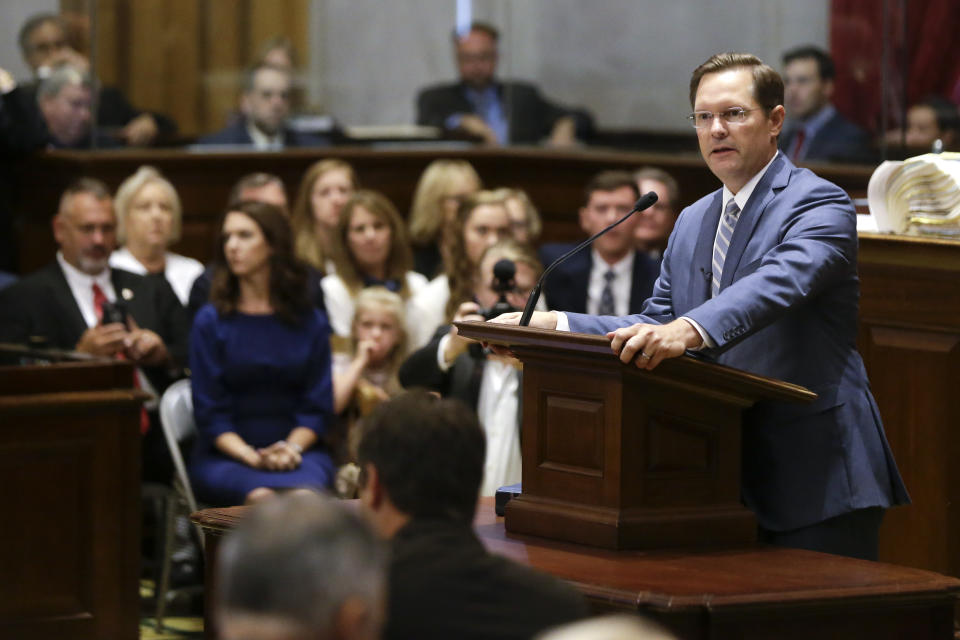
[583,171,639,206]
[689,52,784,112]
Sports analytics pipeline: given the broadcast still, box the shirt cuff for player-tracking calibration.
[436,333,454,372]
[680,316,713,350]
[555,312,570,332]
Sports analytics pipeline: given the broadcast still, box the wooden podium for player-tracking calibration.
[455,322,816,551]
[0,345,147,640]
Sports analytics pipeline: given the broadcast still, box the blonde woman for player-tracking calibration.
[291,159,358,274]
[110,165,203,305]
[407,159,482,278]
[321,190,427,341]
[407,190,511,348]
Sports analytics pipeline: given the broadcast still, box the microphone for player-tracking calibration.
[519,191,659,326]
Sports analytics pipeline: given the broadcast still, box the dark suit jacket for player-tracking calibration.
[779,109,873,163]
[0,262,189,393]
[538,245,659,315]
[567,154,909,532]
[398,326,484,410]
[196,117,331,147]
[384,517,588,640]
[416,80,586,144]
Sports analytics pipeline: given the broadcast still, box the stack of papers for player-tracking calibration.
[867,153,960,235]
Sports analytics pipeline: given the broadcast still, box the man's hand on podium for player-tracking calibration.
[489,310,558,330]
[608,318,700,370]
[479,310,560,356]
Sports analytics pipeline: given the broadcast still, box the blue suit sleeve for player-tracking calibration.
[189,306,235,440]
[294,311,334,435]
[685,182,856,350]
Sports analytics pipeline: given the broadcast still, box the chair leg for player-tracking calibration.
[155,492,178,632]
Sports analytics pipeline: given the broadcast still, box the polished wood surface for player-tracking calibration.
[858,233,960,579]
[194,498,960,640]
[0,352,146,640]
[456,323,815,550]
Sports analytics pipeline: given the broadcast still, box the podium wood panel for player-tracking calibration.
[456,323,814,551]
[0,354,145,640]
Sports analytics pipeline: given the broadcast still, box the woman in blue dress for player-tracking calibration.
[189,200,335,505]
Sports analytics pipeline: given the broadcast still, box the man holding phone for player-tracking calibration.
[0,177,188,481]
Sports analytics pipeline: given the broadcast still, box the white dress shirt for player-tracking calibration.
[246,120,284,150]
[586,248,635,317]
[57,252,116,329]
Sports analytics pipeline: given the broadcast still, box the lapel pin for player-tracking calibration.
[121,288,134,301]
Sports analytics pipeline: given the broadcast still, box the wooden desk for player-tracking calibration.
[193,498,960,640]
[0,349,146,640]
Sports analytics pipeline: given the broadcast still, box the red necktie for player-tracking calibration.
[92,282,108,322]
[790,128,806,162]
[92,283,151,435]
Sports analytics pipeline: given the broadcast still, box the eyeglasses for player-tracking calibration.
[687,108,761,128]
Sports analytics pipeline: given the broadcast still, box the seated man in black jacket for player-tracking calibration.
[0,178,188,482]
[357,391,589,640]
[417,21,591,146]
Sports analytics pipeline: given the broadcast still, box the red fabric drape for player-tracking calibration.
[830,0,960,134]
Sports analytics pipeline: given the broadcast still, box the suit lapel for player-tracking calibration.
[570,251,590,315]
[691,191,724,306]
[721,154,791,289]
[49,263,90,341]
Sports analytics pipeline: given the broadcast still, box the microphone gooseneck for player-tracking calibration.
[518,192,659,326]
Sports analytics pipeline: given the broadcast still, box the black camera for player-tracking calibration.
[479,259,518,320]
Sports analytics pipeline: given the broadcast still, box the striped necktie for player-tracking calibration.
[711,199,741,298]
[598,269,616,315]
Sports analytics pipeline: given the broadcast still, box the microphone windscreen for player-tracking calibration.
[634,191,659,211]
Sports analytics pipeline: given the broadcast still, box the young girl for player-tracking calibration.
[331,287,407,496]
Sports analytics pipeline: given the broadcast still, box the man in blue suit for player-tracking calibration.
[499,52,908,560]
[539,171,659,316]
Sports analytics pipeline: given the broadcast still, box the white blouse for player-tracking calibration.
[321,271,428,350]
[109,247,204,306]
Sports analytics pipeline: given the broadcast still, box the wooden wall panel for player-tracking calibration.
[858,236,960,579]
[75,0,308,136]
[203,0,246,133]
